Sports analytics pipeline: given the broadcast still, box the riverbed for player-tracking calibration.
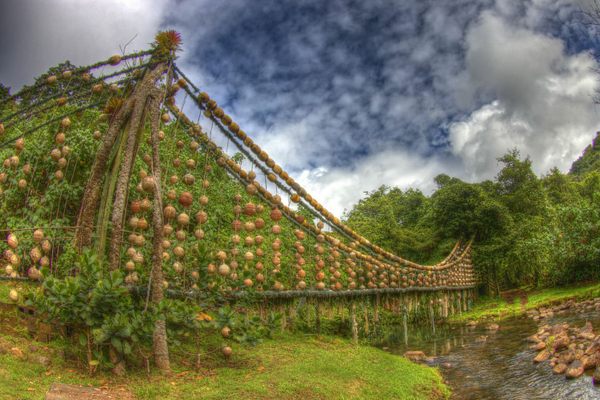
[377,310,600,399]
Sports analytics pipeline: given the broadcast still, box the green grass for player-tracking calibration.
[451,282,600,323]
[129,334,449,400]
[0,300,449,400]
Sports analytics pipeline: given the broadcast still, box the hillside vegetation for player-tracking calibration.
[344,147,600,294]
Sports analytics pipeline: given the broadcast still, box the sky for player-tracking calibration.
[1,0,600,216]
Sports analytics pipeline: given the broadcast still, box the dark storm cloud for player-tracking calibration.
[1,0,599,214]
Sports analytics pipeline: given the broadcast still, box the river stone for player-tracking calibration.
[551,323,567,335]
[581,354,597,370]
[579,327,595,340]
[585,338,600,355]
[566,360,584,379]
[525,334,540,343]
[531,341,546,351]
[486,323,499,331]
[534,350,550,363]
[579,321,594,333]
[553,363,567,374]
[45,383,105,400]
[31,354,51,367]
[404,351,426,362]
[10,347,25,360]
[553,333,570,352]
[558,350,576,365]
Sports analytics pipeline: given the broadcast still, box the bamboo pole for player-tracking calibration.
[350,302,358,344]
[148,85,170,373]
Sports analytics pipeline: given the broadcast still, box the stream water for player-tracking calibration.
[377,310,600,399]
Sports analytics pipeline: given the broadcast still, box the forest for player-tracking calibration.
[344,139,600,293]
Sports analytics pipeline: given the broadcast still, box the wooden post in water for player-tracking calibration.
[443,292,449,318]
[429,300,436,336]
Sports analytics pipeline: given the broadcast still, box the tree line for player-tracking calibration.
[344,139,600,294]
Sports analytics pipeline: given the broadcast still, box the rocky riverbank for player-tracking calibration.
[526,297,600,384]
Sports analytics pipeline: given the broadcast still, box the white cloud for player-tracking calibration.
[448,11,600,181]
[296,149,460,216]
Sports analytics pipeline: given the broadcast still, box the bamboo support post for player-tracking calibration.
[350,302,358,344]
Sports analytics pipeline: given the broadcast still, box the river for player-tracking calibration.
[376,309,600,399]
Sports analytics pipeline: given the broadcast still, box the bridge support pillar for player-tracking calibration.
[374,294,380,324]
[442,291,448,318]
[315,301,321,334]
[350,301,358,344]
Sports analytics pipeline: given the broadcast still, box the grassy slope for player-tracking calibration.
[131,335,449,400]
[0,283,449,400]
[451,282,600,323]
[0,334,449,400]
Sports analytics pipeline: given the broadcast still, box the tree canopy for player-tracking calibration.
[344,145,600,294]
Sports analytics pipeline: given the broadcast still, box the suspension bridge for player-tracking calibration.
[0,33,477,350]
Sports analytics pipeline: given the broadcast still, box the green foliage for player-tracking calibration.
[343,186,445,264]
[570,131,600,176]
[344,143,600,293]
[31,251,154,367]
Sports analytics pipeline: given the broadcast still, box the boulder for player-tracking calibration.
[566,360,584,379]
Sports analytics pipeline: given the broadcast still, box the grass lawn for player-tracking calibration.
[451,281,600,323]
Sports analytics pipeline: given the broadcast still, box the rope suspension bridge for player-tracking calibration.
[0,32,476,365]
